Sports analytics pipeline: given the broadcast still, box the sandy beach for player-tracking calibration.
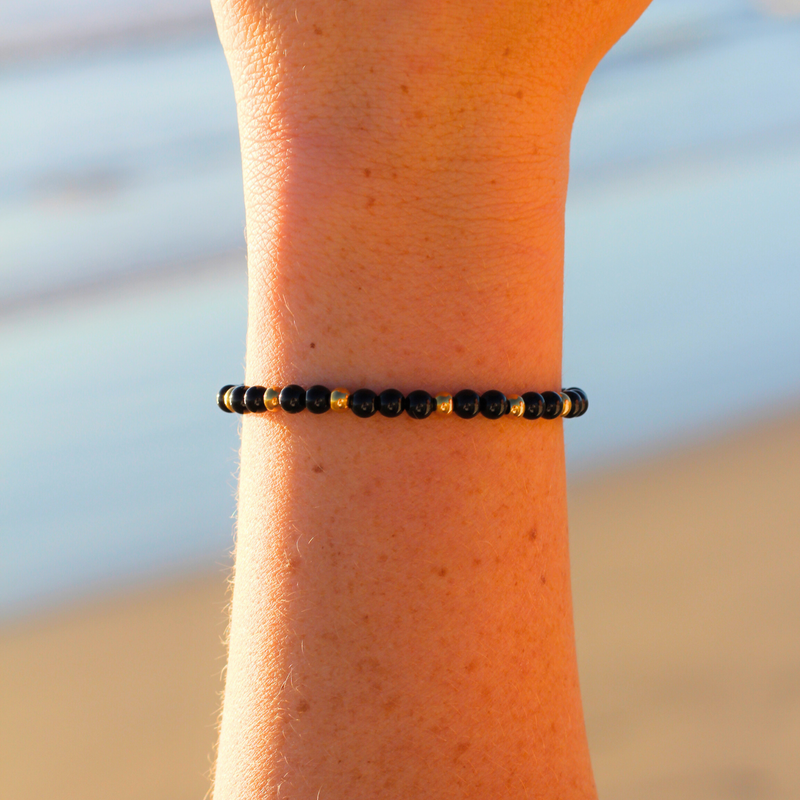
[2,410,798,800]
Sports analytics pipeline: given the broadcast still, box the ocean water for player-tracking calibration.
[2,0,799,618]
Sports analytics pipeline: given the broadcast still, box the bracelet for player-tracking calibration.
[217,385,588,420]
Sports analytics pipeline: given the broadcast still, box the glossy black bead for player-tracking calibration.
[350,388,378,418]
[453,389,480,419]
[566,387,588,417]
[480,390,507,420]
[575,388,588,416]
[217,385,235,413]
[522,392,544,420]
[307,385,331,414]
[279,384,306,413]
[305,385,331,414]
[378,389,405,418]
[244,385,267,413]
[405,390,435,419]
[541,390,563,419]
[229,385,249,414]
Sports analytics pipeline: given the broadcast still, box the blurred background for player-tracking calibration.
[1,0,798,798]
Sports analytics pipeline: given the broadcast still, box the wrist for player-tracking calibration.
[234,80,576,392]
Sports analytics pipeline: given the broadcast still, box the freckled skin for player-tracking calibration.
[211,1,653,799]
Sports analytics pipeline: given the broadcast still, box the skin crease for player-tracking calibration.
[210,1,652,798]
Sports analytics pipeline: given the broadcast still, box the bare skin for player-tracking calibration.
[210,2,652,798]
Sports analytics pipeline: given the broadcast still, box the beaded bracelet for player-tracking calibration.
[217,384,588,420]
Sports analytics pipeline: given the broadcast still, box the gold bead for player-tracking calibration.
[434,393,453,415]
[330,388,350,412]
[507,395,525,417]
[264,387,281,412]
[223,387,235,412]
[559,391,572,418]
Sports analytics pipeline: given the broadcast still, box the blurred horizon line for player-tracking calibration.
[0,248,242,320]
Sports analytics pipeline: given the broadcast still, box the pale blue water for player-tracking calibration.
[2,0,799,618]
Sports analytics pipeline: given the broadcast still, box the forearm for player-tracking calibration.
[213,3,599,798]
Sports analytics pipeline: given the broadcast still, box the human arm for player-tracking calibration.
[210,2,651,797]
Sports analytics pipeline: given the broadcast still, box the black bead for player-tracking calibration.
[306,385,331,414]
[229,385,249,414]
[350,388,378,418]
[562,389,582,418]
[244,385,267,413]
[279,384,306,413]
[453,389,480,419]
[480,390,507,420]
[566,387,588,417]
[378,389,405,418]
[217,385,235,413]
[405,390,434,419]
[541,390,563,419]
[522,392,544,420]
